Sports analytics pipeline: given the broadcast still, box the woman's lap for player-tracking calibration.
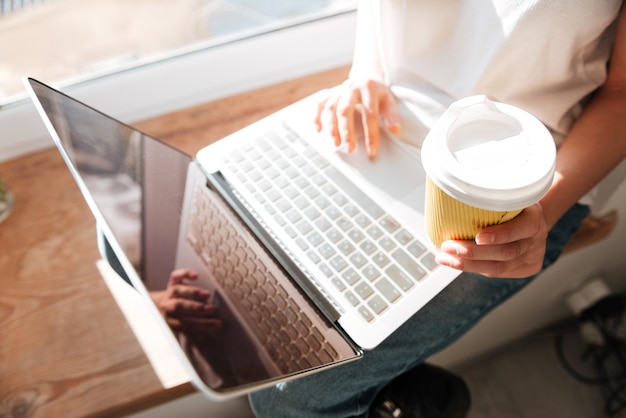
[249,203,590,418]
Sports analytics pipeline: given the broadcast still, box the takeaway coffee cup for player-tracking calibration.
[421,95,556,248]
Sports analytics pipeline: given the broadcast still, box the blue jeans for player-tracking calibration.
[249,203,590,418]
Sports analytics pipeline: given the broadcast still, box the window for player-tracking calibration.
[0,0,354,101]
[0,0,356,161]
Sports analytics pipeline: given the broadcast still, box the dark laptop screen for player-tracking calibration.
[28,79,189,286]
[27,78,360,396]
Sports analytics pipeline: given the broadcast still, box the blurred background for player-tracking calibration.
[0,0,355,102]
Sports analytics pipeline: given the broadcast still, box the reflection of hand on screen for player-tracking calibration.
[150,268,223,335]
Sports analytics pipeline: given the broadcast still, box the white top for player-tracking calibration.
[372,0,622,148]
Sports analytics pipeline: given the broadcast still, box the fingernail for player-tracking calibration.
[440,241,460,255]
[435,252,461,269]
[368,144,378,159]
[389,124,401,135]
[476,232,495,245]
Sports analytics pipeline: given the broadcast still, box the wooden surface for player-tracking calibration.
[0,66,348,418]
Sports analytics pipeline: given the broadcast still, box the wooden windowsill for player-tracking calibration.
[0,66,348,418]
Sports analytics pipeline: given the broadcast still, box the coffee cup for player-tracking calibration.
[421,95,556,248]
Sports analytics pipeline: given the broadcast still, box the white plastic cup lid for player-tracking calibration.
[421,95,556,211]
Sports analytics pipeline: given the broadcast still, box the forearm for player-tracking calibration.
[540,85,626,229]
[541,5,626,229]
[349,0,384,81]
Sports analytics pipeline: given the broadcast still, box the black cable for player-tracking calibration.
[555,294,626,418]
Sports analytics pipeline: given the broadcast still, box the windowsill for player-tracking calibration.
[0,11,355,163]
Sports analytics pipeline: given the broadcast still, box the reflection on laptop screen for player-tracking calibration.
[27,79,361,397]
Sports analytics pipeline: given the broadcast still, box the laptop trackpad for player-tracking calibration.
[333,135,426,212]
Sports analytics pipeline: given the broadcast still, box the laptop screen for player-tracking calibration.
[26,78,360,397]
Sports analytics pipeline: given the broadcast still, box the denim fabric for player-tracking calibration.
[249,203,590,418]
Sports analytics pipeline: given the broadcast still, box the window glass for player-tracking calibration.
[0,0,355,101]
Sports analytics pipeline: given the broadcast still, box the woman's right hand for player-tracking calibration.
[314,77,401,159]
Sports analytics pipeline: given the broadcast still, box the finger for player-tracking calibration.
[436,240,545,278]
[439,239,531,262]
[436,252,541,278]
[360,88,380,159]
[314,93,331,132]
[163,298,216,317]
[476,205,545,245]
[319,92,342,148]
[169,269,198,285]
[171,284,211,302]
[380,92,402,135]
[336,89,359,153]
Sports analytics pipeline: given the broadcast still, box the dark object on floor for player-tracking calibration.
[556,294,626,417]
[369,363,471,418]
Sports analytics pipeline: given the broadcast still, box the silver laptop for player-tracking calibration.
[25,77,460,399]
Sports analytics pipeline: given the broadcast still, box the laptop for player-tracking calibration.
[24,77,460,399]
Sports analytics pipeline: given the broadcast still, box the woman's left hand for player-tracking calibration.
[435,203,550,279]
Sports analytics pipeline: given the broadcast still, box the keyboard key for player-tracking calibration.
[321,183,338,196]
[375,278,401,303]
[319,263,334,277]
[296,220,313,235]
[314,196,331,210]
[379,216,401,234]
[285,210,302,224]
[336,217,352,232]
[360,240,377,255]
[307,250,321,264]
[420,252,439,271]
[392,249,427,281]
[372,252,390,268]
[348,229,365,243]
[366,225,384,240]
[330,256,348,272]
[354,213,371,228]
[343,203,359,217]
[326,228,342,244]
[379,237,396,252]
[407,241,427,258]
[363,265,381,282]
[325,206,341,220]
[355,282,374,300]
[331,277,346,291]
[304,206,321,220]
[338,240,355,256]
[315,217,332,232]
[344,291,359,306]
[332,193,348,207]
[395,229,414,245]
[294,195,309,210]
[386,265,415,291]
[307,231,324,247]
[318,243,336,260]
[342,268,360,285]
[358,306,375,322]
[368,295,389,315]
[349,252,367,269]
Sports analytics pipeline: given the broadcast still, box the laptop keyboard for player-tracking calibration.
[186,181,340,375]
[220,123,440,324]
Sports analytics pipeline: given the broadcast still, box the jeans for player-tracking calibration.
[249,203,590,418]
